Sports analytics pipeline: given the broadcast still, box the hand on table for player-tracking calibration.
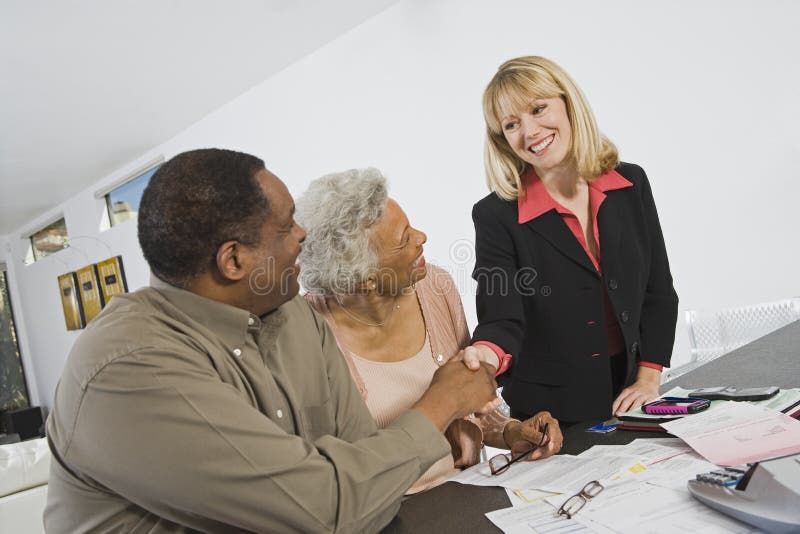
[612,366,661,415]
[502,411,563,460]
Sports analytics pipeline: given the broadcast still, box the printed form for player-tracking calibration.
[449,454,647,493]
[545,480,759,534]
[661,401,800,466]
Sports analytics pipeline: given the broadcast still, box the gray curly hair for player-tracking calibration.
[295,167,389,295]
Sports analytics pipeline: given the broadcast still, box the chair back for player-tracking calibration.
[686,297,800,365]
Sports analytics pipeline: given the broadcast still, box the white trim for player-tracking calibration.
[94,155,165,199]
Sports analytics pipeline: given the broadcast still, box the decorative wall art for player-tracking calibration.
[76,265,103,323]
[57,272,85,330]
[96,256,128,303]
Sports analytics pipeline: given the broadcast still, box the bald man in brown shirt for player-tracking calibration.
[44,149,499,533]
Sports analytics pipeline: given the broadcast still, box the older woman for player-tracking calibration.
[295,168,561,494]
[466,56,679,424]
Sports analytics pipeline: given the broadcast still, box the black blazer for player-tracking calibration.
[471,162,678,421]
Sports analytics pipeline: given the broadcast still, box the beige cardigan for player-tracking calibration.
[306,264,510,468]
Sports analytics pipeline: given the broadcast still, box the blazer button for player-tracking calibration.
[620,310,630,323]
[630,342,640,355]
[608,279,619,290]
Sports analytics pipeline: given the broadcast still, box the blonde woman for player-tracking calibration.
[465,56,678,425]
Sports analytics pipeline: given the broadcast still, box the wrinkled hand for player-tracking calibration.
[612,367,661,415]
[454,345,499,373]
[502,411,563,460]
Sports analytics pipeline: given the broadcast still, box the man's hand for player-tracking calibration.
[612,366,661,415]
[454,345,499,373]
[502,411,563,460]
[413,361,500,431]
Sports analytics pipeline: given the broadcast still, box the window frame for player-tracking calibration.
[0,268,30,412]
[26,215,69,264]
[96,156,164,230]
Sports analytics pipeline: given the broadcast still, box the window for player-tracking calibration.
[28,217,69,262]
[104,164,161,227]
[0,270,29,412]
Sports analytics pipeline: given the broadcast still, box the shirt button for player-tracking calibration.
[248,317,255,326]
[436,354,444,362]
[276,409,283,419]
[631,342,640,355]
[608,279,619,290]
[620,311,630,323]
[232,348,242,357]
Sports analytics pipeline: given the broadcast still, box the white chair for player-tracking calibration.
[664,297,800,381]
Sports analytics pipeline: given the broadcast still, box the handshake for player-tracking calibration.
[412,346,562,460]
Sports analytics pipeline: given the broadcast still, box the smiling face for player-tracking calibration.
[245,169,307,314]
[500,96,573,177]
[369,199,427,295]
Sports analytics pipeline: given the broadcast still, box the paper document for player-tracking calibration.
[485,501,614,534]
[544,480,759,533]
[575,439,715,490]
[577,439,691,460]
[508,487,559,506]
[504,487,527,507]
[449,454,647,493]
[547,479,758,534]
[638,452,717,490]
[661,401,800,466]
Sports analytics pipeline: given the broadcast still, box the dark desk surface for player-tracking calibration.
[382,320,800,533]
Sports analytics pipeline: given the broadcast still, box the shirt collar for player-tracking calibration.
[150,275,257,350]
[517,167,633,224]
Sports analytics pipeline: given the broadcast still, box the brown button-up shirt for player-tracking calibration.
[45,278,449,533]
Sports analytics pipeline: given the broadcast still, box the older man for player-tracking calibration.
[44,149,499,533]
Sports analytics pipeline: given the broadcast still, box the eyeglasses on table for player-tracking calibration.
[489,422,549,475]
[556,480,604,519]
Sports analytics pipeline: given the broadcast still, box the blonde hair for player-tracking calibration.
[482,56,619,200]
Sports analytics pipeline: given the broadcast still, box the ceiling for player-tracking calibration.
[0,0,399,236]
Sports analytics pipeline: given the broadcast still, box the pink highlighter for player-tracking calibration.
[642,397,711,415]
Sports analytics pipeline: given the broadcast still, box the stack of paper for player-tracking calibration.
[451,390,800,533]
[450,438,762,533]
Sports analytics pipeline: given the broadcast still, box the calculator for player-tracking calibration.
[688,453,800,532]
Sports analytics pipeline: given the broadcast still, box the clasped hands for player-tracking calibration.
[453,346,562,461]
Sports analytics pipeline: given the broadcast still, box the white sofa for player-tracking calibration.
[0,437,49,534]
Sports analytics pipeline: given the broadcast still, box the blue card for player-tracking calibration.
[586,420,620,433]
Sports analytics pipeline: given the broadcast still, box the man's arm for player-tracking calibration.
[63,332,498,534]
[60,346,451,534]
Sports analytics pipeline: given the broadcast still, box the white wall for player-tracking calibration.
[5,0,800,409]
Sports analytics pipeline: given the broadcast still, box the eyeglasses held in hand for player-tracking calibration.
[489,423,549,475]
[556,480,604,519]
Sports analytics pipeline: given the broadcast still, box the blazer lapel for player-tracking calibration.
[597,194,622,272]
[525,210,599,276]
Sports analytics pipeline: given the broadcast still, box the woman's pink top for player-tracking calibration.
[306,264,510,493]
